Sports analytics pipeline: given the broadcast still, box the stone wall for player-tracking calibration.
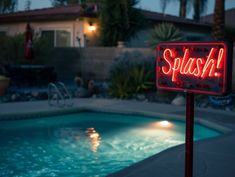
[45,47,154,82]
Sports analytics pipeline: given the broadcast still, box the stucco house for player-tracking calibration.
[201,7,235,28]
[0,4,213,48]
[0,4,100,48]
[127,10,212,47]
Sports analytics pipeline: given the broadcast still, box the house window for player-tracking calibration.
[41,29,71,47]
[56,30,71,47]
[41,30,54,47]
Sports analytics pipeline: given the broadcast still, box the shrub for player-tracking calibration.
[149,23,183,48]
[33,33,53,64]
[0,33,52,64]
[0,34,24,63]
[109,51,155,98]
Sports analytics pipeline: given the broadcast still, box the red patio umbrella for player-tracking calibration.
[24,23,34,60]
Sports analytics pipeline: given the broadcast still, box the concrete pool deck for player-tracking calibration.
[0,98,235,177]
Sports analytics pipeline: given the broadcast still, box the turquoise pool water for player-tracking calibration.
[0,112,221,177]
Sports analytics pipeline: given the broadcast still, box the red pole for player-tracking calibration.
[185,92,194,177]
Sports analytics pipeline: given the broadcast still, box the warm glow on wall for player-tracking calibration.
[88,22,96,32]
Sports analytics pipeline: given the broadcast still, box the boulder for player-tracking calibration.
[171,95,186,106]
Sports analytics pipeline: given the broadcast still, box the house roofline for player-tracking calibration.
[202,7,235,18]
[0,4,98,23]
[141,9,212,29]
[0,4,211,29]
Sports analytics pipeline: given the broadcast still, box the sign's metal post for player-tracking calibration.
[185,92,194,177]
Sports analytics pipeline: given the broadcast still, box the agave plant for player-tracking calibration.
[109,51,155,98]
[109,70,132,98]
[149,23,183,48]
[129,66,154,95]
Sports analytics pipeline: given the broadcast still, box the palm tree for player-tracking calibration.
[212,0,225,40]
[50,0,100,6]
[100,0,144,46]
[159,0,207,20]
[179,0,207,19]
[50,0,75,6]
[179,0,187,17]
[160,0,171,14]
[193,0,207,21]
[159,0,188,18]
[0,0,17,13]
[159,0,205,20]
[25,0,31,11]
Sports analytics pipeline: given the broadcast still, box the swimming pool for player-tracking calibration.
[0,112,221,177]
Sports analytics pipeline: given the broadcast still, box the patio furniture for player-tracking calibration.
[5,64,57,87]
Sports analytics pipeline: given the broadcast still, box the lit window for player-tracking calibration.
[56,30,71,47]
[41,29,71,47]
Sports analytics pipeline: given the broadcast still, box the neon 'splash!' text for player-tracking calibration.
[162,47,225,82]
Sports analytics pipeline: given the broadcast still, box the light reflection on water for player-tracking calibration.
[86,128,101,152]
[55,127,101,153]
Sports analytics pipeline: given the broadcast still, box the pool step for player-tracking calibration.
[48,82,73,107]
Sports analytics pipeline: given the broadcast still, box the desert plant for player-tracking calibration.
[149,23,183,48]
[109,51,155,98]
[129,65,154,94]
[0,65,10,96]
[33,33,53,63]
[0,0,17,13]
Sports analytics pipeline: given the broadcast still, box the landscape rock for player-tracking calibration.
[75,87,91,98]
[136,94,145,101]
[171,95,186,106]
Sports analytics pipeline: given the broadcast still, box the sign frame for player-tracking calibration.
[156,42,233,96]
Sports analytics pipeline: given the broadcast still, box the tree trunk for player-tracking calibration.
[212,0,225,41]
[193,0,200,21]
[179,0,187,18]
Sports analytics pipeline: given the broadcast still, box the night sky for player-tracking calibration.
[17,0,235,18]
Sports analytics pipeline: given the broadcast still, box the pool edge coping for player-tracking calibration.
[0,105,232,134]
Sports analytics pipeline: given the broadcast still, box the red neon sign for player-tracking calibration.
[156,42,232,95]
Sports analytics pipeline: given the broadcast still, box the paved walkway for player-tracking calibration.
[1,98,235,177]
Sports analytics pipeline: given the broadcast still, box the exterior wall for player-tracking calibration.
[1,18,211,48]
[201,11,235,28]
[83,17,100,47]
[0,18,99,47]
[35,21,80,47]
[127,24,212,48]
[126,29,151,48]
[44,47,154,81]
[0,23,26,36]
[42,46,234,89]
[179,25,212,41]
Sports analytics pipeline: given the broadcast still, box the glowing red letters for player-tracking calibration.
[161,47,225,82]
[156,42,232,95]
